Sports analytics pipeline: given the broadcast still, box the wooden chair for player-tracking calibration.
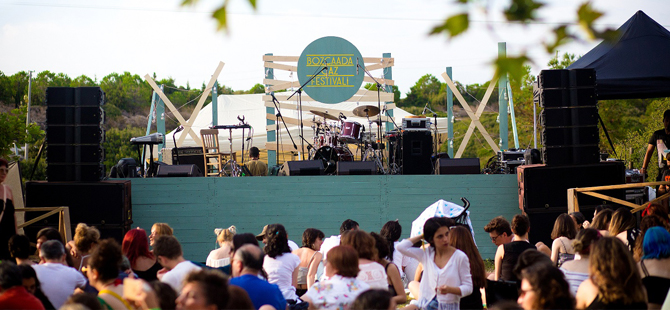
[200,129,235,177]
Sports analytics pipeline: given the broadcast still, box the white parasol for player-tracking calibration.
[410,199,475,245]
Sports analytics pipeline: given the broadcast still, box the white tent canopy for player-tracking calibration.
[165,94,451,152]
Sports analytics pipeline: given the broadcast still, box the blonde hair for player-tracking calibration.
[590,237,646,304]
[217,225,236,244]
[152,223,174,237]
[74,223,100,253]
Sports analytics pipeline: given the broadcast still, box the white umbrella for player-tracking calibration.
[410,199,475,245]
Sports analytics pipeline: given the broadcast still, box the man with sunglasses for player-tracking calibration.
[484,216,514,247]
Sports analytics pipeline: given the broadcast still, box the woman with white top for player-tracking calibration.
[262,224,302,303]
[292,228,324,297]
[550,213,577,267]
[205,225,236,267]
[341,229,388,289]
[397,217,473,310]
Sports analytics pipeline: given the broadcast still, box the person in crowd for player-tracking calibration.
[257,224,300,251]
[9,234,35,265]
[320,219,359,262]
[62,293,103,310]
[85,239,129,310]
[149,223,174,248]
[397,217,473,310]
[0,262,45,310]
[350,289,394,310]
[634,215,669,261]
[230,244,287,310]
[35,227,76,267]
[447,226,486,310]
[370,232,406,305]
[206,225,236,267]
[642,204,669,225]
[247,147,268,176]
[17,264,55,309]
[494,214,536,282]
[301,245,370,310]
[340,230,388,289]
[380,220,412,282]
[227,285,255,310]
[175,269,230,310]
[293,228,324,296]
[150,282,178,310]
[122,228,162,282]
[641,109,670,181]
[512,249,553,278]
[32,240,87,308]
[589,208,613,236]
[550,213,577,267]
[0,158,18,261]
[609,207,640,251]
[560,228,601,296]
[570,212,587,231]
[638,227,670,309]
[484,216,514,247]
[71,223,101,271]
[154,235,202,292]
[262,224,302,304]
[575,237,647,309]
[517,263,574,310]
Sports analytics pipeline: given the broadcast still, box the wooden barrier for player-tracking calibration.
[567,181,670,214]
[15,207,72,242]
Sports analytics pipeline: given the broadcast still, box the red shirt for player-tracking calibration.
[0,286,45,310]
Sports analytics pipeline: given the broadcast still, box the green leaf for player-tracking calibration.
[247,0,257,9]
[577,1,603,39]
[430,13,469,38]
[504,0,543,23]
[544,25,573,54]
[181,0,197,6]
[212,5,228,31]
[494,55,532,83]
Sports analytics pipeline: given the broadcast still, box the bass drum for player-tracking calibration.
[312,146,354,174]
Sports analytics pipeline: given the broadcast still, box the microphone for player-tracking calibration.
[356,58,359,75]
[422,102,429,115]
[175,125,184,133]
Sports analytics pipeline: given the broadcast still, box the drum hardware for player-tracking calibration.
[269,94,299,163]
[312,146,354,175]
[310,110,339,121]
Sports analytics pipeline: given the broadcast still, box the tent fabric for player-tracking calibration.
[166,94,446,152]
[568,11,670,100]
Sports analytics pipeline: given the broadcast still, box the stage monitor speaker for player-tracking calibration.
[435,158,481,175]
[155,164,203,177]
[337,161,377,175]
[402,131,433,175]
[46,163,105,182]
[517,162,625,212]
[46,125,105,145]
[542,126,599,147]
[539,88,597,108]
[171,147,206,175]
[540,106,599,127]
[542,145,600,166]
[538,69,596,89]
[280,160,324,176]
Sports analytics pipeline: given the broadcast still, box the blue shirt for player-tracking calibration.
[229,274,287,310]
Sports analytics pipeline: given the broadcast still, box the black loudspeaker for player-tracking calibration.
[172,147,206,176]
[541,107,598,127]
[337,161,377,175]
[542,146,600,166]
[75,87,105,106]
[542,126,599,146]
[46,164,105,182]
[401,131,433,175]
[155,164,203,177]
[24,181,132,243]
[280,160,325,176]
[46,125,105,145]
[539,88,597,108]
[435,158,481,175]
[46,145,104,163]
[46,87,75,106]
[46,106,104,125]
[524,149,541,165]
[538,69,596,89]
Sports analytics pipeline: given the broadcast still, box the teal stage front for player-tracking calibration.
[128,175,521,261]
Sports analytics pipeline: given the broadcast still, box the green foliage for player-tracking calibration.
[100,72,153,113]
[401,74,446,108]
[364,83,401,103]
[547,51,577,69]
[103,127,146,170]
[182,0,257,31]
[249,83,266,94]
[430,13,469,38]
[0,105,43,158]
[504,0,544,23]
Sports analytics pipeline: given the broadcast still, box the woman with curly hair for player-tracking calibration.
[206,225,236,267]
[122,228,161,282]
[262,224,302,304]
[292,228,324,296]
[575,237,646,309]
[550,213,577,267]
[517,263,574,310]
[72,223,100,271]
[86,239,130,310]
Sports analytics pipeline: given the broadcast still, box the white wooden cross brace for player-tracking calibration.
[441,72,500,157]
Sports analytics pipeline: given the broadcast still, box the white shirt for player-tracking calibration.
[264,253,301,301]
[161,260,202,292]
[319,235,341,262]
[397,239,473,307]
[357,262,388,289]
[392,240,414,279]
[32,263,87,309]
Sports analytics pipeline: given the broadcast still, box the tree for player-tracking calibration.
[103,127,146,170]
[547,51,577,69]
[0,105,43,158]
[30,70,73,106]
[248,83,266,94]
[9,71,29,108]
[401,74,445,108]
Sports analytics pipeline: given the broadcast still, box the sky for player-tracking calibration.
[1,0,669,97]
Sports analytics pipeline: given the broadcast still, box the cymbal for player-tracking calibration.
[405,115,428,118]
[353,105,380,117]
[310,110,339,121]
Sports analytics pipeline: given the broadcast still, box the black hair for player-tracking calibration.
[236,244,264,271]
[250,147,260,158]
[37,227,64,243]
[340,219,359,234]
[63,293,103,310]
[302,228,325,249]
[570,212,586,226]
[350,289,392,310]
[512,214,530,236]
[233,233,259,253]
[380,220,402,260]
[423,217,455,248]
[0,261,22,289]
[9,234,32,259]
[185,269,230,310]
[370,232,390,262]
[151,282,178,310]
[664,109,670,120]
[153,235,182,260]
[264,224,291,258]
[513,249,553,279]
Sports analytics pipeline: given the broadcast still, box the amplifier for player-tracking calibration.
[161,147,206,175]
[402,118,431,131]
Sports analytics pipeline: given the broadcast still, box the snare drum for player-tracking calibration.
[340,121,362,144]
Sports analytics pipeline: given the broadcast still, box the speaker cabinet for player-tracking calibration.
[542,126,599,146]
[538,69,596,89]
[541,107,599,127]
[45,163,105,182]
[155,164,203,177]
[46,125,105,145]
[46,106,104,125]
[280,160,324,176]
[401,131,433,175]
[539,88,597,108]
[75,87,105,106]
[171,147,206,175]
[46,145,104,163]
[435,158,481,175]
[337,161,377,175]
[542,146,600,166]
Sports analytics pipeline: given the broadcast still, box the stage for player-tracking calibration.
[127,174,520,261]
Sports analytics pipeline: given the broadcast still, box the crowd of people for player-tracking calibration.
[2,154,670,309]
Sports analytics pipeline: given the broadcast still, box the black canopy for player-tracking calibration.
[568,11,670,100]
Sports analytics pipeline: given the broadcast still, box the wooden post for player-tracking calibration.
[567,188,579,213]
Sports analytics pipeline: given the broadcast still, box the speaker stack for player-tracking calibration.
[46,87,106,182]
[538,69,599,165]
[401,131,433,175]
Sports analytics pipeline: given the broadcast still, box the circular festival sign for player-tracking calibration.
[297,36,365,104]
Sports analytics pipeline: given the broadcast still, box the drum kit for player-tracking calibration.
[308,105,388,174]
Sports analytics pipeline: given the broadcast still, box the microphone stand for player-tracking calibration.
[424,105,439,157]
[356,63,386,170]
[271,93,298,160]
[287,63,328,160]
[173,126,184,164]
